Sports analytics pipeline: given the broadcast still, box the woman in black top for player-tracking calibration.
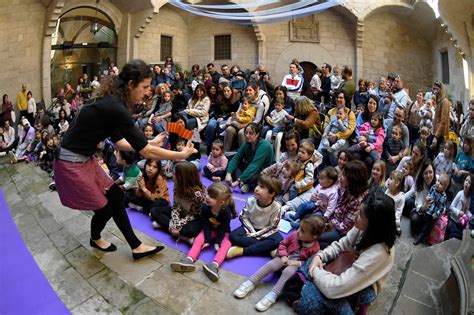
[55,60,195,260]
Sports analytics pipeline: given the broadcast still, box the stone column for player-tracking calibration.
[355,19,364,82]
[253,24,266,65]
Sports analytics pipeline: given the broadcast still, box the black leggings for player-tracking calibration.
[90,184,141,249]
[150,206,203,238]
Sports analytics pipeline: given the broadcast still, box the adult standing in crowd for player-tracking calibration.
[225,123,275,193]
[405,90,424,145]
[16,83,28,123]
[249,64,273,96]
[298,192,396,314]
[384,74,409,120]
[281,62,304,100]
[428,81,451,159]
[2,94,14,125]
[336,65,355,107]
[54,59,195,260]
[459,100,474,142]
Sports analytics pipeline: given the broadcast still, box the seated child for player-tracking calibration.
[419,99,433,131]
[385,170,405,236]
[321,107,348,153]
[368,160,386,194]
[349,112,385,161]
[226,98,256,130]
[262,160,299,205]
[233,215,328,312]
[39,136,56,173]
[151,161,206,243]
[446,174,472,240]
[226,175,282,258]
[95,151,110,175]
[434,140,455,175]
[413,173,450,245]
[115,150,142,191]
[170,183,236,282]
[281,141,315,214]
[124,159,170,215]
[263,97,288,142]
[203,140,228,182]
[383,125,405,174]
[164,138,186,179]
[288,166,338,228]
[150,90,173,133]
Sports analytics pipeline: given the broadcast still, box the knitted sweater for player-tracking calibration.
[313,227,394,299]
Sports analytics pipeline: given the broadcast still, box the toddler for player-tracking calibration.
[414,173,450,245]
[419,99,434,131]
[446,175,472,240]
[234,215,328,312]
[349,112,385,160]
[383,125,405,172]
[203,140,228,181]
[278,130,300,163]
[170,183,237,282]
[385,170,405,236]
[227,175,283,259]
[114,150,142,191]
[288,166,339,227]
[321,107,348,152]
[335,149,353,174]
[419,126,431,148]
[367,79,376,95]
[264,97,288,141]
[95,151,110,175]
[434,140,455,175]
[263,160,299,204]
[164,138,186,179]
[226,98,256,130]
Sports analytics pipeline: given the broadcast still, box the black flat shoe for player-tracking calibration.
[132,246,164,260]
[90,239,117,252]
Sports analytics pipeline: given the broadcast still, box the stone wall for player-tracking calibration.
[135,6,189,68]
[362,11,433,97]
[260,9,356,86]
[0,0,45,117]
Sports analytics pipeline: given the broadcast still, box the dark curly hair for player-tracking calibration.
[343,160,368,196]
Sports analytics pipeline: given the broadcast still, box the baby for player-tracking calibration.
[321,107,348,152]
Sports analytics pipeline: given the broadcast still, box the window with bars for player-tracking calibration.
[214,35,231,60]
[440,50,450,84]
[160,35,172,61]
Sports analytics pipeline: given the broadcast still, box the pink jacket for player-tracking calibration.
[207,154,228,172]
[277,231,320,262]
[358,122,385,156]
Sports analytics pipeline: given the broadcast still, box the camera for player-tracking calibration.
[259,71,267,76]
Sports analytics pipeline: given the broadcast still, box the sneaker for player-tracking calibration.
[8,151,17,164]
[179,235,195,245]
[0,152,6,157]
[203,262,219,282]
[226,246,244,259]
[270,249,278,258]
[170,257,195,272]
[290,220,300,229]
[240,184,250,193]
[288,213,297,221]
[234,280,255,299]
[48,182,56,191]
[255,291,277,312]
[152,221,162,229]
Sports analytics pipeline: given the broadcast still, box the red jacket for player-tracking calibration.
[277,231,320,262]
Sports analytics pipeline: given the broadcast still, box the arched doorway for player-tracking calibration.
[299,61,317,98]
[50,7,117,97]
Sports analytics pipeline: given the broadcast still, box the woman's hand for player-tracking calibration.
[137,176,145,189]
[327,133,337,145]
[181,141,197,158]
[285,114,294,121]
[150,132,168,147]
[232,180,240,188]
[308,255,324,278]
[225,173,233,184]
[421,197,433,212]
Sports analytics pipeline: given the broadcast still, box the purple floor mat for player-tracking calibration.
[127,159,292,281]
[0,191,70,315]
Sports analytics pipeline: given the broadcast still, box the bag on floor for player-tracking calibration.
[427,214,448,246]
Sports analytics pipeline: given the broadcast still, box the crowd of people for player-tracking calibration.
[1,57,473,314]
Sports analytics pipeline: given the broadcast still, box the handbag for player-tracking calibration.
[324,249,359,275]
[177,112,198,130]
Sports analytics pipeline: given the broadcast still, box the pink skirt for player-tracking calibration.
[54,156,114,210]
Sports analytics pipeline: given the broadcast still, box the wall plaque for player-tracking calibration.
[289,15,320,43]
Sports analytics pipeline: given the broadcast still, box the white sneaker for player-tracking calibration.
[0,152,6,157]
[284,210,296,219]
[179,235,195,245]
[234,280,255,299]
[152,221,162,229]
[255,291,277,312]
[8,151,17,164]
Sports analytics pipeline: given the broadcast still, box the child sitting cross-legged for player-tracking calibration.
[288,166,339,228]
[234,215,329,312]
[226,174,283,259]
[124,159,170,216]
[203,140,228,182]
[115,150,142,191]
[262,160,300,205]
[413,173,450,245]
[170,182,237,282]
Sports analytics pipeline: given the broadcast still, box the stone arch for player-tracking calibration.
[359,1,415,20]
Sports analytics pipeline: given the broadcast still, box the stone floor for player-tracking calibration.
[0,157,424,314]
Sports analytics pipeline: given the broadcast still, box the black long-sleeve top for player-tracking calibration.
[200,205,232,245]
